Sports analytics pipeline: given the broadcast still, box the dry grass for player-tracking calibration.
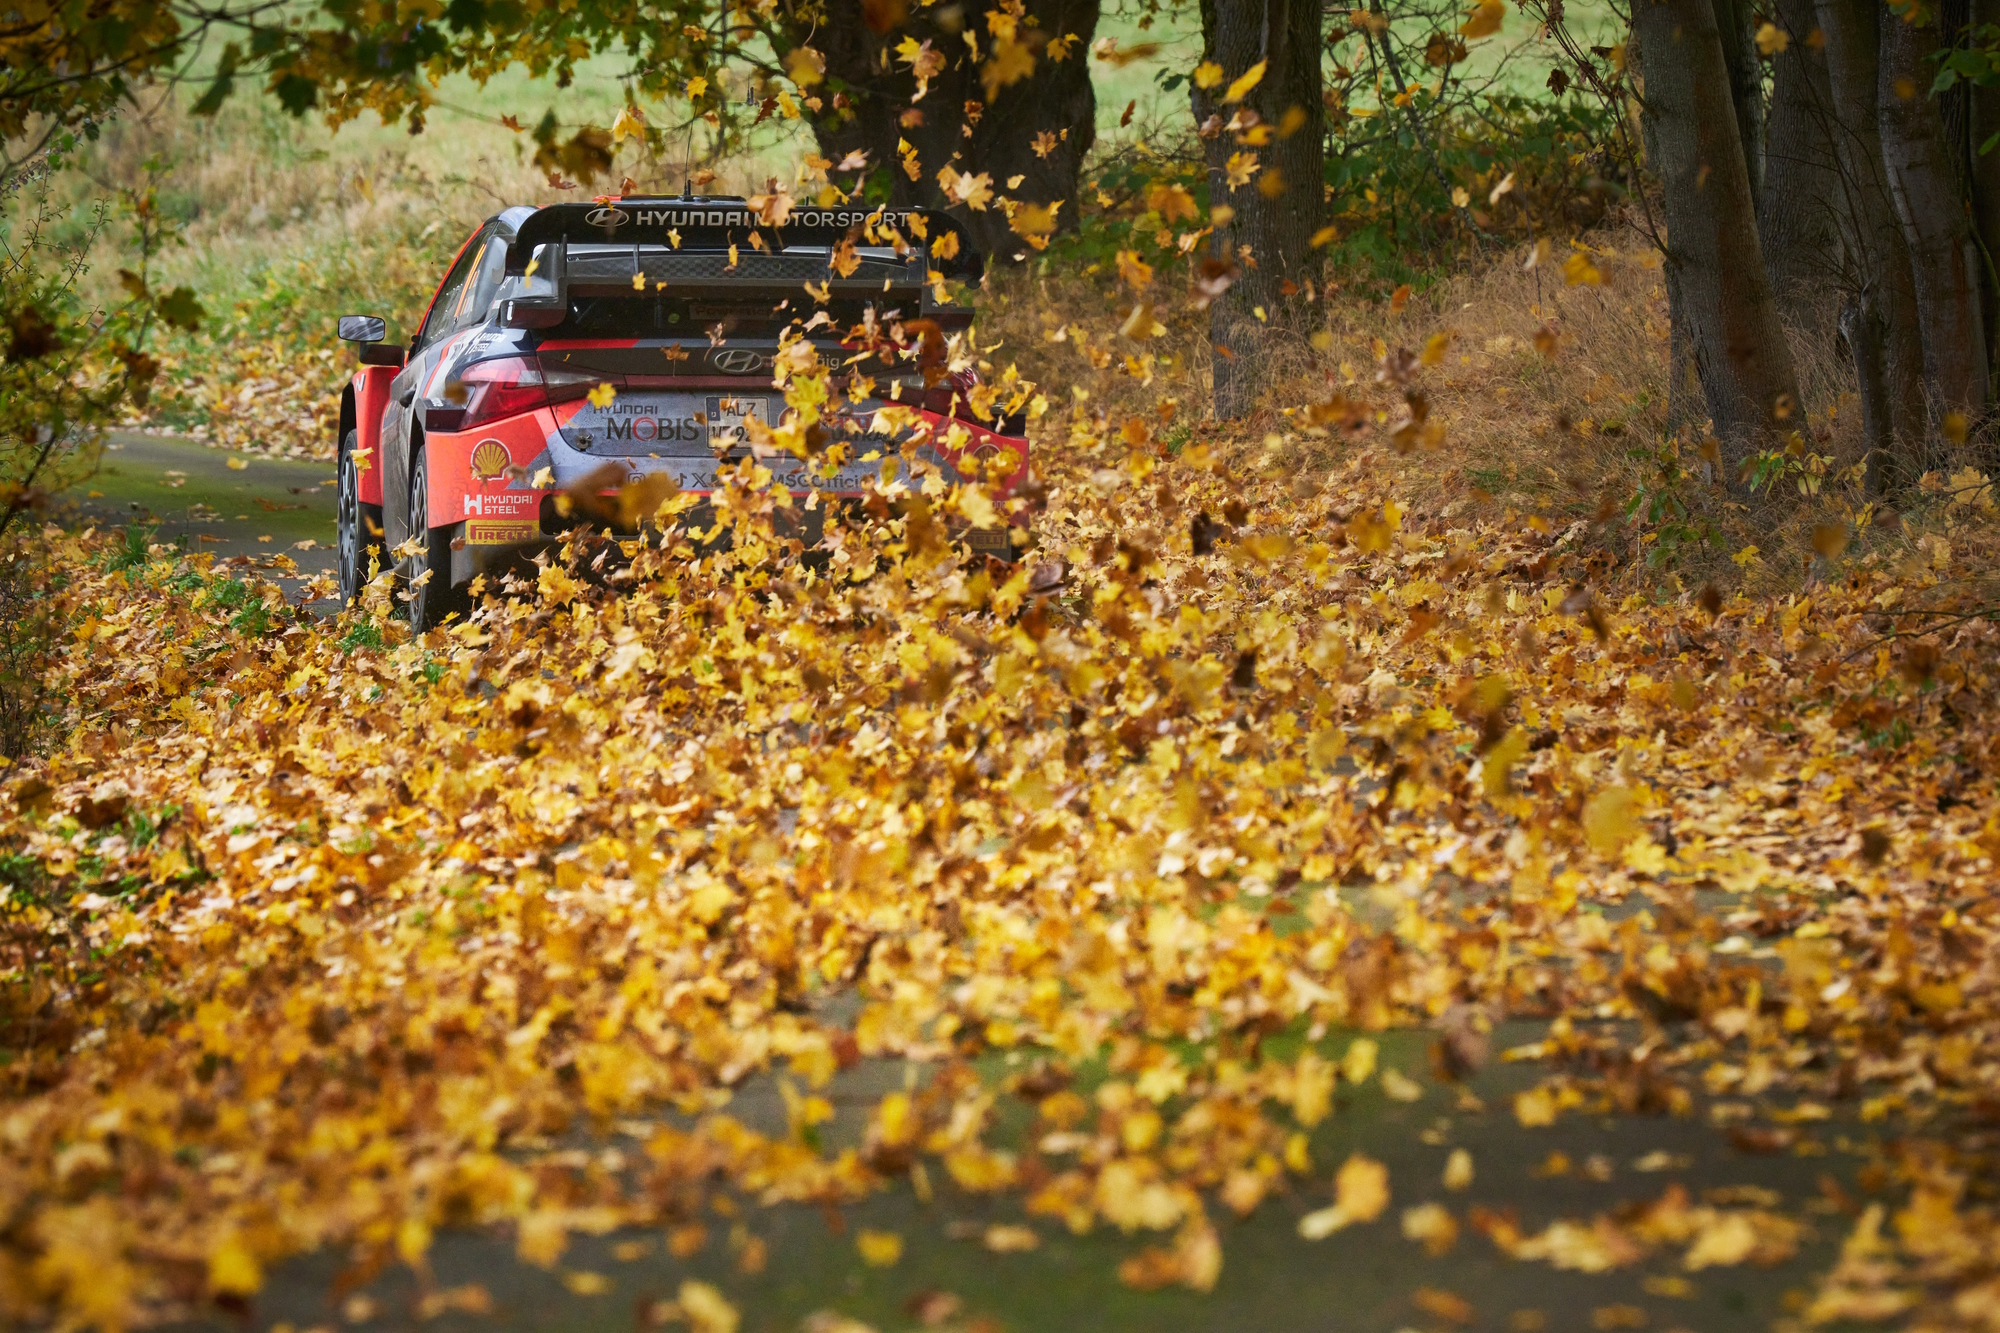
[53,84,801,456]
[986,210,2000,598]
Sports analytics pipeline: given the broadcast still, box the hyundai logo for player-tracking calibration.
[584,205,631,229]
[710,348,767,374]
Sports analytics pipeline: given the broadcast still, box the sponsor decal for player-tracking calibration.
[586,458,894,494]
[461,492,540,518]
[601,207,916,231]
[564,394,771,448]
[466,519,539,545]
[469,439,511,481]
[709,348,767,375]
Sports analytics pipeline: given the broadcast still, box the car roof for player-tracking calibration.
[492,205,537,240]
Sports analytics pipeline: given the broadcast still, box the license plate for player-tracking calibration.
[705,395,767,447]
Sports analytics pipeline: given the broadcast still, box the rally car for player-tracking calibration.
[334,194,1032,628]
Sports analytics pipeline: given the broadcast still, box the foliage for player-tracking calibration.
[0,0,1055,185]
[1049,7,1620,296]
[0,163,202,529]
[0,334,1998,1326]
[0,533,66,760]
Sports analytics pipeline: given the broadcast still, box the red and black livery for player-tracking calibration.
[335,195,1029,628]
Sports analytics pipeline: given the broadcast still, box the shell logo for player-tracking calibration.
[469,439,511,481]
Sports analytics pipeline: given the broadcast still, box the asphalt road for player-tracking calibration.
[165,1020,1870,1333]
[60,432,340,595]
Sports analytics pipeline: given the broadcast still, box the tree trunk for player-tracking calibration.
[1838,294,1895,495]
[1634,28,1704,447]
[1632,0,1803,481]
[799,0,1100,260]
[1815,0,1929,483]
[1192,0,1325,420]
[1968,1,2000,394]
[1713,0,1767,202]
[1878,4,1988,416]
[1973,0,2000,391]
[1759,0,1843,329]
[1665,265,1702,446]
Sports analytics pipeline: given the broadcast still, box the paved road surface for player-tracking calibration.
[61,432,340,597]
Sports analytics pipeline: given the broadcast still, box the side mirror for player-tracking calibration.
[338,315,387,343]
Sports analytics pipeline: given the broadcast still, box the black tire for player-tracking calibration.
[403,444,470,631]
[336,430,384,607]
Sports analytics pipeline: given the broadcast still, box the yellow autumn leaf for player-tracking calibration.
[1222,60,1267,104]
[856,1229,903,1266]
[1582,786,1639,857]
[1460,0,1504,38]
[1298,1154,1391,1238]
[1562,250,1603,286]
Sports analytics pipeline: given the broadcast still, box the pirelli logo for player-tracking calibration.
[466,519,538,545]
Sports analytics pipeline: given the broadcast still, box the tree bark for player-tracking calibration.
[1815,0,1929,483]
[1878,4,1988,415]
[798,0,1100,260]
[1973,0,2000,390]
[1759,0,1843,329]
[1633,25,1704,446]
[1633,0,1803,481]
[1713,0,1767,202]
[1192,0,1325,420]
[1838,294,1895,495]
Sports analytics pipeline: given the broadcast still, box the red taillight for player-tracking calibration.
[458,357,546,429]
[458,357,610,429]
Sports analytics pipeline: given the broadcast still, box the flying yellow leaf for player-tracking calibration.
[1222,60,1267,104]
[856,1230,903,1266]
[1460,0,1504,38]
[1562,250,1603,286]
[1298,1154,1391,1238]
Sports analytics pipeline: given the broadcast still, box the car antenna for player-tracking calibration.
[682,179,693,200]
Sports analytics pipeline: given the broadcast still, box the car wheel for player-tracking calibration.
[404,444,470,631]
[336,430,384,607]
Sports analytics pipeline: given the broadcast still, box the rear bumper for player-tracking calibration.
[447,499,1022,585]
[422,404,1031,531]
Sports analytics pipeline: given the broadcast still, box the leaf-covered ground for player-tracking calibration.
[5,374,2000,1331]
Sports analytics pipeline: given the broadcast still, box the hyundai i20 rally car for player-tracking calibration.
[334,195,1032,628]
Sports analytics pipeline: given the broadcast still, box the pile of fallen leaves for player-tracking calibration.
[125,337,345,460]
[5,346,2000,1330]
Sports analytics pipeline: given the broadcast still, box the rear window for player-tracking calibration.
[556,294,906,341]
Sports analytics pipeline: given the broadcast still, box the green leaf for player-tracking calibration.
[273,73,319,116]
[156,287,204,332]
[192,44,241,116]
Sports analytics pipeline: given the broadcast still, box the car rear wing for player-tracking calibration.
[503,200,981,276]
[498,199,983,328]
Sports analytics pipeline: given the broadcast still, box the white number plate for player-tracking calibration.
[705,395,767,447]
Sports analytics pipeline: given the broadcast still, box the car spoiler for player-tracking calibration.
[503,199,984,281]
